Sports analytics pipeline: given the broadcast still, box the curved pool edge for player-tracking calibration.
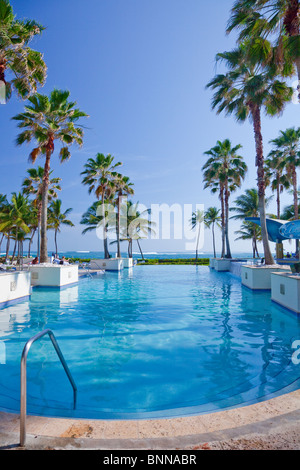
[1,388,299,449]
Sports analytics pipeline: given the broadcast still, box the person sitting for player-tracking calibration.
[32,257,39,265]
[59,256,69,265]
[53,254,60,264]
[286,252,291,259]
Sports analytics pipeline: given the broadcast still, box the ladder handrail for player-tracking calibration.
[20,329,77,447]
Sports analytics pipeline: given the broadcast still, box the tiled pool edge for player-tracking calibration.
[0,389,299,448]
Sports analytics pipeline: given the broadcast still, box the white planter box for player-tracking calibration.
[271,272,300,313]
[241,265,290,291]
[122,258,134,268]
[214,259,232,272]
[209,258,216,269]
[0,271,31,307]
[29,264,78,287]
[89,258,124,271]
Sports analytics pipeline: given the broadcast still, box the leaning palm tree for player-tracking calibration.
[203,139,247,259]
[227,0,300,93]
[204,207,221,258]
[235,221,263,258]
[48,199,74,255]
[0,0,47,101]
[231,188,272,259]
[13,89,87,262]
[207,43,293,264]
[80,201,116,255]
[190,209,205,261]
[81,153,122,259]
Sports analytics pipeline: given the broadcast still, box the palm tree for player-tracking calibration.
[81,153,122,259]
[80,201,116,254]
[227,0,300,92]
[0,0,47,101]
[0,194,8,256]
[0,192,31,265]
[265,149,291,219]
[110,201,155,259]
[48,199,74,256]
[271,128,300,219]
[190,209,204,261]
[22,166,61,258]
[202,139,247,259]
[13,89,87,262]
[114,176,134,258]
[204,207,221,258]
[235,221,262,258]
[207,43,293,264]
[231,188,272,259]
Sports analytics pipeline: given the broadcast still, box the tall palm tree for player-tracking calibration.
[190,209,205,261]
[204,207,221,258]
[81,153,122,259]
[0,0,47,101]
[48,199,74,255]
[230,188,272,259]
[227,0,300,92]
[22,166,61,258]
[202,139,247,259]
[13,89,87,262]
[265,149,291,219]
[207,43,293,264]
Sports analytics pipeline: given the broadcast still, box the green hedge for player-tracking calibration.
[136,258,210,266]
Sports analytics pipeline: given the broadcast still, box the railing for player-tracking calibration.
[20,329,77,447]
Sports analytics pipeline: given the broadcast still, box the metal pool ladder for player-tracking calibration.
[20,329,77,447]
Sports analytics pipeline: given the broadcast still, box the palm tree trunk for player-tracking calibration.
[0,233,4,254]
[11,237,17,262]
[251,105,274,265]
[283,1,300,100]
[277,174,281,219]
[28,228,36,257]
[40,148,52,263]
[55,229,58,256]
[292,166,299,252]
[117,192,121,258]
[101,193,109,259]
[212,223,216,258]
[195,223,201,261]
[220,186,225,258]
[137,239,144,260]
[224,181,232,259]
[5,235,10,262]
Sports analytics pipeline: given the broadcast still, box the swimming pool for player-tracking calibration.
[0,265,300,420]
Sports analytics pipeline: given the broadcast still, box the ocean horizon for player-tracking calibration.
[0,250,262,260]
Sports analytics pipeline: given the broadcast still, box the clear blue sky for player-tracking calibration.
[1,0,299,254]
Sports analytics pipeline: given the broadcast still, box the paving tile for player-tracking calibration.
[103,420,139,439]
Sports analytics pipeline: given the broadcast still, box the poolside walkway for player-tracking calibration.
[0,389,299,450]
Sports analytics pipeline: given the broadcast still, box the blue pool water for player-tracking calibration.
[0,265,300,420]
